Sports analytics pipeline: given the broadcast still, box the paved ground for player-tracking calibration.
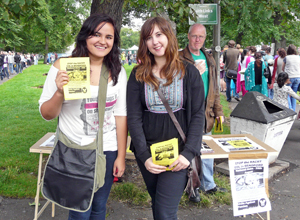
[0,85,299,219]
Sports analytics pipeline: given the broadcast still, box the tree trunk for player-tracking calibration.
[90,0,125,33]
[272,11,286,51]
[44,34,49,64]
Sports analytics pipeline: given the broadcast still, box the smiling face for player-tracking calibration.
[145,25,168,59]
[86,22,114,60]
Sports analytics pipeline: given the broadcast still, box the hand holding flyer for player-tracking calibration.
[60,57,91,100]
[150,138,179,171]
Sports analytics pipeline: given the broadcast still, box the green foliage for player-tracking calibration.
[220,0,300,47]
[0,0,90,54]
[120,28,140,49]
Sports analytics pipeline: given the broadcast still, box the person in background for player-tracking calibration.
[14,52,21,74]
[245,52,271,96]
[282,44,300,111]
[270,48,286,97]
[127,51,132,65]
[121,51,126,65]
[179,23,226,201]
[223,40,240,102]
[273,72,300,108]
[39,13,127,220]
[8,51,14,75]
[127,17,205,219]
[263,47,274,61]
[267,59,274,99]
[236,49,250,97]
[3,52,9,79]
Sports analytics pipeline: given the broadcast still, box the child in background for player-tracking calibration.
[273,72,300,110]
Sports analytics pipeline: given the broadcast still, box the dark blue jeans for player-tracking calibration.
[3,67,9,79]
[68,151,117,220]
[225,74,239,101]
[136,157,188,220]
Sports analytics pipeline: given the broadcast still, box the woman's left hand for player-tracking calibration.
[113,156,126,177]
[169,155,190,172]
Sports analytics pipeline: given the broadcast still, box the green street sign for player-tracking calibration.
[189,4,218,25]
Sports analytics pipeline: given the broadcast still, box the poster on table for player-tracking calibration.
[228,153,271,216]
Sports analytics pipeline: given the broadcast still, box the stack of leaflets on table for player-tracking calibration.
[201,141,214,154]
[213,137,265,152]
[150,138,179,171]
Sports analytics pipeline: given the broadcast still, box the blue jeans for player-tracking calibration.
[287,77,300,111]
[225,74,239,101]
[68,151,117,220]
[8,63,13,74]
[268,88,274,100]
[16,63,21,74]
[200,131,216,191]
[3,67,9,78]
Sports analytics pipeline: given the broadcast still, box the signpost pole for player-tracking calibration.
[213,0,221,89]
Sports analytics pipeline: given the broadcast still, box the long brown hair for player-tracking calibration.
[135,17,185,90]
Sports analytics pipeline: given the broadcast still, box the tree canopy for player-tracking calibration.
[1,0,300,59]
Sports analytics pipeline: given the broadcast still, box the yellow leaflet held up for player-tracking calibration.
[60,57,91,100]
[150,138,179,171]
[214,118,223,133]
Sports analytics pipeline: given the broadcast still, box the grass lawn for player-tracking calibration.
[0,62,232,208]
[0,63,57,197]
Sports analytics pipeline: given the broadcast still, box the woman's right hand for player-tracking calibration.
[55,70,69,94]
[145,158,167,174]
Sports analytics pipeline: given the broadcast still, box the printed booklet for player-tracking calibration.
[60,57,91,100]
[150,138,179,170]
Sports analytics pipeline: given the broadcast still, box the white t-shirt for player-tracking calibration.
[39,65,127,151]
[283,55,300,78]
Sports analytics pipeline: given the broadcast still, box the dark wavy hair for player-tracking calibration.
[286,44,298,55]
[135,17,185,90]
[72,13,121,85]
[277,72,289,88]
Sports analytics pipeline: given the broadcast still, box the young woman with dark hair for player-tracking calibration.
[282,44,300,111]
[245,52,271,96]
[39,13,127,219]
[127,17,205,219]
[273,72,300,108]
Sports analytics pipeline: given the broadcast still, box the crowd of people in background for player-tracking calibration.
[0,51,39,80]
[220,42,300,112]
[120,50,137,65]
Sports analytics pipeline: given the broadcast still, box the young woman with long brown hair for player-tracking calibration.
[127,17,205,219]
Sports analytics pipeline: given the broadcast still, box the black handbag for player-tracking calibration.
[263,61,270,78]
[226,69,238,79]
[42,64,109,212]
[157,87,201,200]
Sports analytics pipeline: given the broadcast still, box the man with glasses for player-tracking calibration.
[179,23,226,203]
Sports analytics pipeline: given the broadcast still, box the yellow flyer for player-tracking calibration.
[60,57,91,100]
[214,118,223,133]
[150,138,179,170]
[227,140,253,148]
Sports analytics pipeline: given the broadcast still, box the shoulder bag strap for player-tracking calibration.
[97,64,109,153]
[157,87,186,143]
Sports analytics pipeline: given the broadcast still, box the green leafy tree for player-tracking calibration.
[120,28,140,49]
[220,0,300,49]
